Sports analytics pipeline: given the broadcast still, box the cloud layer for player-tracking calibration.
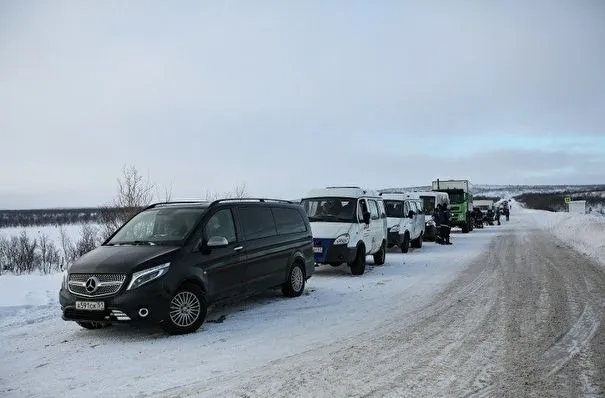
[1,1,604,207]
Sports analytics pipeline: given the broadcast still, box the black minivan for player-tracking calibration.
[59,198,314,334]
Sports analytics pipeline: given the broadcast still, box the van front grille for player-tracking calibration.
[68,273,127,298]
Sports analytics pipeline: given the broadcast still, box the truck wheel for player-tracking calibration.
[461,223,469,233]
[349,246,366,275]
[373,241,386,265]
[411,232,423,248]
[400,233,410,253]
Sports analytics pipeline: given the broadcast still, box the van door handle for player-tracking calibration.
[234,246,243,251]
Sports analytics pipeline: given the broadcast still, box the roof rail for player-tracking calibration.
[209,198,293,207]
[144,200,210,210]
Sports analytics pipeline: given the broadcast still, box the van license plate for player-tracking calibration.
[313,246,323,254]
[75,301,105,311]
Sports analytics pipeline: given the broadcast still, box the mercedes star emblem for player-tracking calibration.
[85,276,100,293]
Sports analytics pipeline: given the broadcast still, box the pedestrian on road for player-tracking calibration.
[495,207,501,226]
[441,205,452,245]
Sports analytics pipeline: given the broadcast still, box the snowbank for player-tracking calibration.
[523,207,605,267]
[0,273,62,307]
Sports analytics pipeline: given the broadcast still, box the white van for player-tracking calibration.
[379,192,425,252]
[416,191,450,241]
[300,187,388,275]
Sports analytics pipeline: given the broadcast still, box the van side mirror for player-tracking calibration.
[362,211,371,224]
[207,236,229,248]
[198,236,228,255]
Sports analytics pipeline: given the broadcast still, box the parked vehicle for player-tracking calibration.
[416,191,450,241]
[300,187,388,275]
[379,192,425,252]
[60,199,314,335]
[431,179,474,233]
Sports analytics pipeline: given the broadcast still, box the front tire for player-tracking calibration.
[400,233,410,253]
[411,232,423,248]
[282,262,306,297]
[373,241,386,265]
[349,246,366,275]
[162,283,207,335]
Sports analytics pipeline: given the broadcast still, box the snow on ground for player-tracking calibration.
[0,224,502,398]
[0,223,94,246]
[519,203,605,267]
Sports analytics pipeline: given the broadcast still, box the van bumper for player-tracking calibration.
[387,230,403,247]
[313,238,357,264]
[59,279,170,324]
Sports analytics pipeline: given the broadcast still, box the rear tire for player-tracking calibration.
[161,283,207,335]
[373,241,386,265]
[349,246,366,275]
[400,233,410,253]
[77,321,110,330]
[282,262,306,297]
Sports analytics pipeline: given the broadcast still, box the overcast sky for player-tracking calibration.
[1,0,604,208]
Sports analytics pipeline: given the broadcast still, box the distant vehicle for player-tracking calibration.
[379,192,425,252]
[432,179,474,233]
[416,191,450,241]
[473,199,494,215]
[60,199,314,335]
[300,187,388,275]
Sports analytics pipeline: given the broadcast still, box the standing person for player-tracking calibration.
[433,204,444,244]
[495,207,501,226]
[441,204,452,245]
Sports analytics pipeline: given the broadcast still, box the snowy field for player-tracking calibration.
[0,223,97,246]
[0,205,604,396]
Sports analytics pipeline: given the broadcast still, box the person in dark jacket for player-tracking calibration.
[433,204,444,244]
[441,205,452,244]
[495,207,501,225]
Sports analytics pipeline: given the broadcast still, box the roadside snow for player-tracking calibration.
[521,205,605,267]
[0,226,500,398]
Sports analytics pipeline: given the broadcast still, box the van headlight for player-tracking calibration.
[389,225,400,233]
[333,234,350,245]
[127,263,170,290]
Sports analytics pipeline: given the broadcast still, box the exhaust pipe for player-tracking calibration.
[138,308,149,318]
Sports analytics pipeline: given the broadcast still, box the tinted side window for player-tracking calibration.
[368,200,379,220]
[272,207,307,235]
[238,206,277,240]
[204,209,237,243]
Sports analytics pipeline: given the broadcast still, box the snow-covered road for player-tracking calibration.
[1,208,604,397]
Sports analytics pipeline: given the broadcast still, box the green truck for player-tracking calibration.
[431,179,474,233]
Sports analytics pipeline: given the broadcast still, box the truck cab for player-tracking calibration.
[431,179,474,233]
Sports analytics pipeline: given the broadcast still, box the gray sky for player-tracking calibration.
[1,0,604,208]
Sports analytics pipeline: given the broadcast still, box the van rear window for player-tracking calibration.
[238,206,277,240]
[271,207,307,235]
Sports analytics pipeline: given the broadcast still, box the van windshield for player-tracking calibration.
[420,196,435,214]
[300,197,357,223]
[105,207,206,246]
[384,200,405,217]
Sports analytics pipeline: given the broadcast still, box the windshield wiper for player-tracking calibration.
[108,240,156,246]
